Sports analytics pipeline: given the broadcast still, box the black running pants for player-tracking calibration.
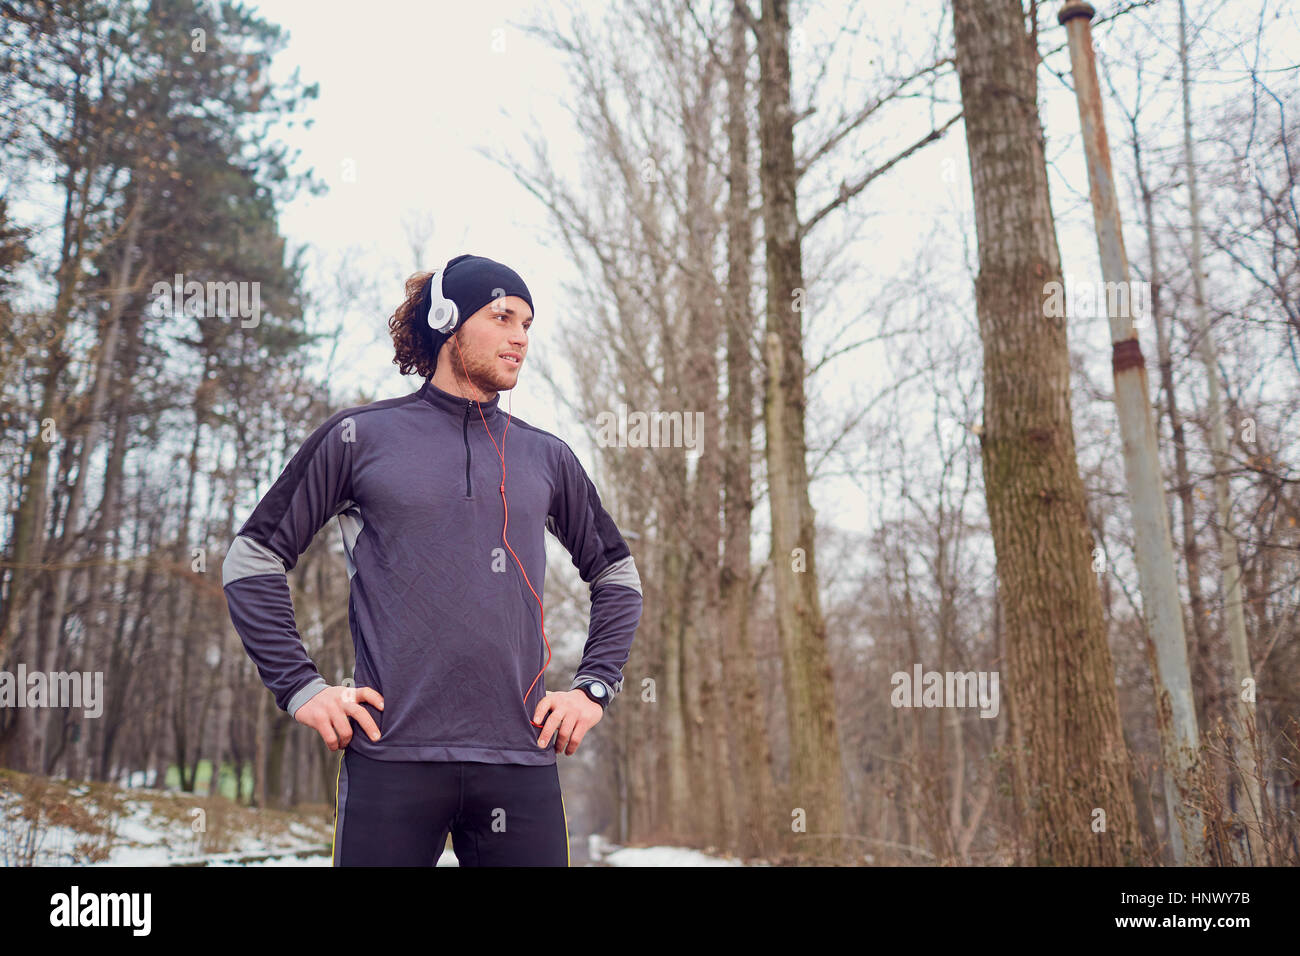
[332,749,570,866]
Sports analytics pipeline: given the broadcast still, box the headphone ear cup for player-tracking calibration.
[429,300,457,333]
[426,267,459,334]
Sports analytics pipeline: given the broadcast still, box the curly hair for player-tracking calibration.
[389,270,453,379]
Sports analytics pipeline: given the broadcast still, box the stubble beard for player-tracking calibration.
[449,338,513,400]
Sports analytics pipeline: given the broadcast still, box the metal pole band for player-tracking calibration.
[1057,1,1096,26]
[1112,336,1145,374]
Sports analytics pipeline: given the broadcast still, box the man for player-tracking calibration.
[222,254,643,866]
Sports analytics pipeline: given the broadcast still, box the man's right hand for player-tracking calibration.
[294,684,384,751]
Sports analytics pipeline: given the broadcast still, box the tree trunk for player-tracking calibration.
[660,536,692,839]
[37,187,152,774]
[952,0,1139,864]
[1177,0,1264,864]
[721,0,779,861]
[678,48,732,848]
[0,57,105,664]
[754,0,849,863]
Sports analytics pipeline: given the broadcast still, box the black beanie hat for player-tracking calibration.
[425,253,534,363]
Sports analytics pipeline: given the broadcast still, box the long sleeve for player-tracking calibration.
[222,411,356,717]
[547,440,643,705]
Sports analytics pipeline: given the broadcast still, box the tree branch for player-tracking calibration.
[801,111,963,238]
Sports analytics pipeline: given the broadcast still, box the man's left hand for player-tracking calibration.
[533,690,603,755]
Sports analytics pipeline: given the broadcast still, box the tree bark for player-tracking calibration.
[952,0,1140,864]
[720,0,779,861]
[754,0,849,863]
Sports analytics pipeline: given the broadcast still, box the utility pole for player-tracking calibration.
[1057,0,1206,865]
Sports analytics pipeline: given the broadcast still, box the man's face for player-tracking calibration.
[442,295,533,394]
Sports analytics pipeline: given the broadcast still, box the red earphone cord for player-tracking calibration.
[450,335,552,730]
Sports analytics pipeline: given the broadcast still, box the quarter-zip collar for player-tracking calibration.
[418,378,503,424]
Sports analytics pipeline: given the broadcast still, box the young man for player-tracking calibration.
[221,254,643,866]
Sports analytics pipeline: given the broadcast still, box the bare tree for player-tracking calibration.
[952,0,1140,864]
[1177,0,1264,861]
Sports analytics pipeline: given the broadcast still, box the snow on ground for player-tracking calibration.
[600,846,745,866]
[3,771,749,866]
[0,772,334,867]
[199,844,746,866]
[220,845,747,867]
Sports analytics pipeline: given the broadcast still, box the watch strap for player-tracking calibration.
[574,677,612,709]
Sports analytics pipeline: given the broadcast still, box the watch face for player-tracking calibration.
[589,682,606,698]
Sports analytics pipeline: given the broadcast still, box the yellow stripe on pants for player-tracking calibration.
[331,751,343,865]
[560,790,570,867]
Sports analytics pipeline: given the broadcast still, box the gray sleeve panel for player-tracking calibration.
[222,533,288,586]
[548,440,642,705]
[589,553,641,597]
[287,676,330,718]
[335,500,364,581]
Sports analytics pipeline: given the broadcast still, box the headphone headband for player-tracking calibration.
[425,253,533,338]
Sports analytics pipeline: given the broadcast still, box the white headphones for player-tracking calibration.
[426,261,459,335]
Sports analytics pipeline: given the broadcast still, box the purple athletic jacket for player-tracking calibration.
[221,379,643,765]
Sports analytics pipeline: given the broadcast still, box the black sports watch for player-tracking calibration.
[576,679,610,709]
